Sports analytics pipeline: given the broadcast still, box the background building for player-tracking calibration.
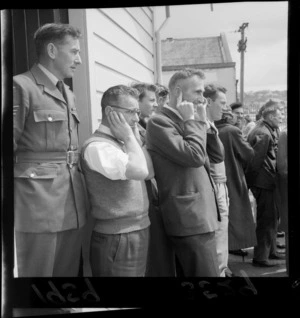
[161,33,237,105]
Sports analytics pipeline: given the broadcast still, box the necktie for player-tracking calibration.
[56,80,67,103]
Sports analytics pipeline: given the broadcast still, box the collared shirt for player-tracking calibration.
[84,125,129,180]
[37,63,60,86]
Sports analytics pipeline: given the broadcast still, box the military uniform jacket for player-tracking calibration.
[13,64,87,233]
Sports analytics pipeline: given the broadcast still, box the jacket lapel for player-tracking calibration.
[30,64,66,104]
[160,107,185,131]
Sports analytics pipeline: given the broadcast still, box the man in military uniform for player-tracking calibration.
[13,23,87,277]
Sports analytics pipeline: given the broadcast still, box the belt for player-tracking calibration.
[14,151,79,168]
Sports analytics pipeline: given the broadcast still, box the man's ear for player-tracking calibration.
[269,113,275,122]
[175,86,181,98]
[47,43,57,59]
[105,106,112,117]
[158,96,163,104]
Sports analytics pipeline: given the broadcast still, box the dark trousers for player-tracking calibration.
[146,205,176,277]
[15,228,83,277]
[251,186,279,262]
[90,227,149,277]
[169,232,220,277]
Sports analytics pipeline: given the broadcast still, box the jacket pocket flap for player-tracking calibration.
[14,163,58,179]
[162,192,202,228]
[33,109,67,122]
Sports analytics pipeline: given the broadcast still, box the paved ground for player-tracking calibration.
[228,234,287,277]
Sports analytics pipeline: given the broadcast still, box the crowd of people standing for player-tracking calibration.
[13,23,288,278]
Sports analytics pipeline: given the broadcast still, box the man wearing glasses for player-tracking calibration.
[80,85,154,276]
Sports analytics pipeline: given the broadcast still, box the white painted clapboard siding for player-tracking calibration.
[92,35,154,92]
[70,8,156,131]
[87,9,154,70]
[99,8,154,54]
[87,8,155,129]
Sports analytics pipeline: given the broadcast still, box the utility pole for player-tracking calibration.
[237,22,248,104]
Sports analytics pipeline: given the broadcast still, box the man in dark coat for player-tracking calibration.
[276,126,288,273]
[246,100,284,267]
[146,68,223,277]
[134,83,176,276]
[215,110,257,254]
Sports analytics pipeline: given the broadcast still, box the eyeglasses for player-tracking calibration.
[109,104,141,115]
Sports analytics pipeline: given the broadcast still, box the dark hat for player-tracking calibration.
[230,102,243,111]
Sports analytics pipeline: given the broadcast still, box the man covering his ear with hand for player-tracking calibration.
[146,69,223,277]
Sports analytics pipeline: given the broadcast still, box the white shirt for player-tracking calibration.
[84,125,129,180]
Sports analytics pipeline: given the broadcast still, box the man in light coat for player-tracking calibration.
[204,84,231,277]
[13,23,87,277]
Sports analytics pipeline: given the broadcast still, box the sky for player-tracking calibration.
[158,1,288,92]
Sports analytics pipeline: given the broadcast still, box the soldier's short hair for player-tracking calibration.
[34,23,81,57]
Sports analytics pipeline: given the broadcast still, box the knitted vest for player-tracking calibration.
[81,130,150,234]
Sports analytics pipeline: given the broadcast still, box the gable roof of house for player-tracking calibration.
[162,33,234,69]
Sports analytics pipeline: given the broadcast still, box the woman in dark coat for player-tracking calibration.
[215,113,257,251]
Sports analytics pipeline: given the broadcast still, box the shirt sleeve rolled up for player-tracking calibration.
[84,141,129,180]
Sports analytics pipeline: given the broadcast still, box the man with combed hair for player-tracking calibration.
[81,85,154,277]
[13,23,87,277]
[133,83,175,277]
[246,99,284,267]
[203,83,232,277]
[131,82,158,128]
[146,68,223,276]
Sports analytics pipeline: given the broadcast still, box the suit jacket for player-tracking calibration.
[146,108,219,237]
[13,64,87,233]
[246,120,279,190]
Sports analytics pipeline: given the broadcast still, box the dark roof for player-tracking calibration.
[162,34,233,68]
